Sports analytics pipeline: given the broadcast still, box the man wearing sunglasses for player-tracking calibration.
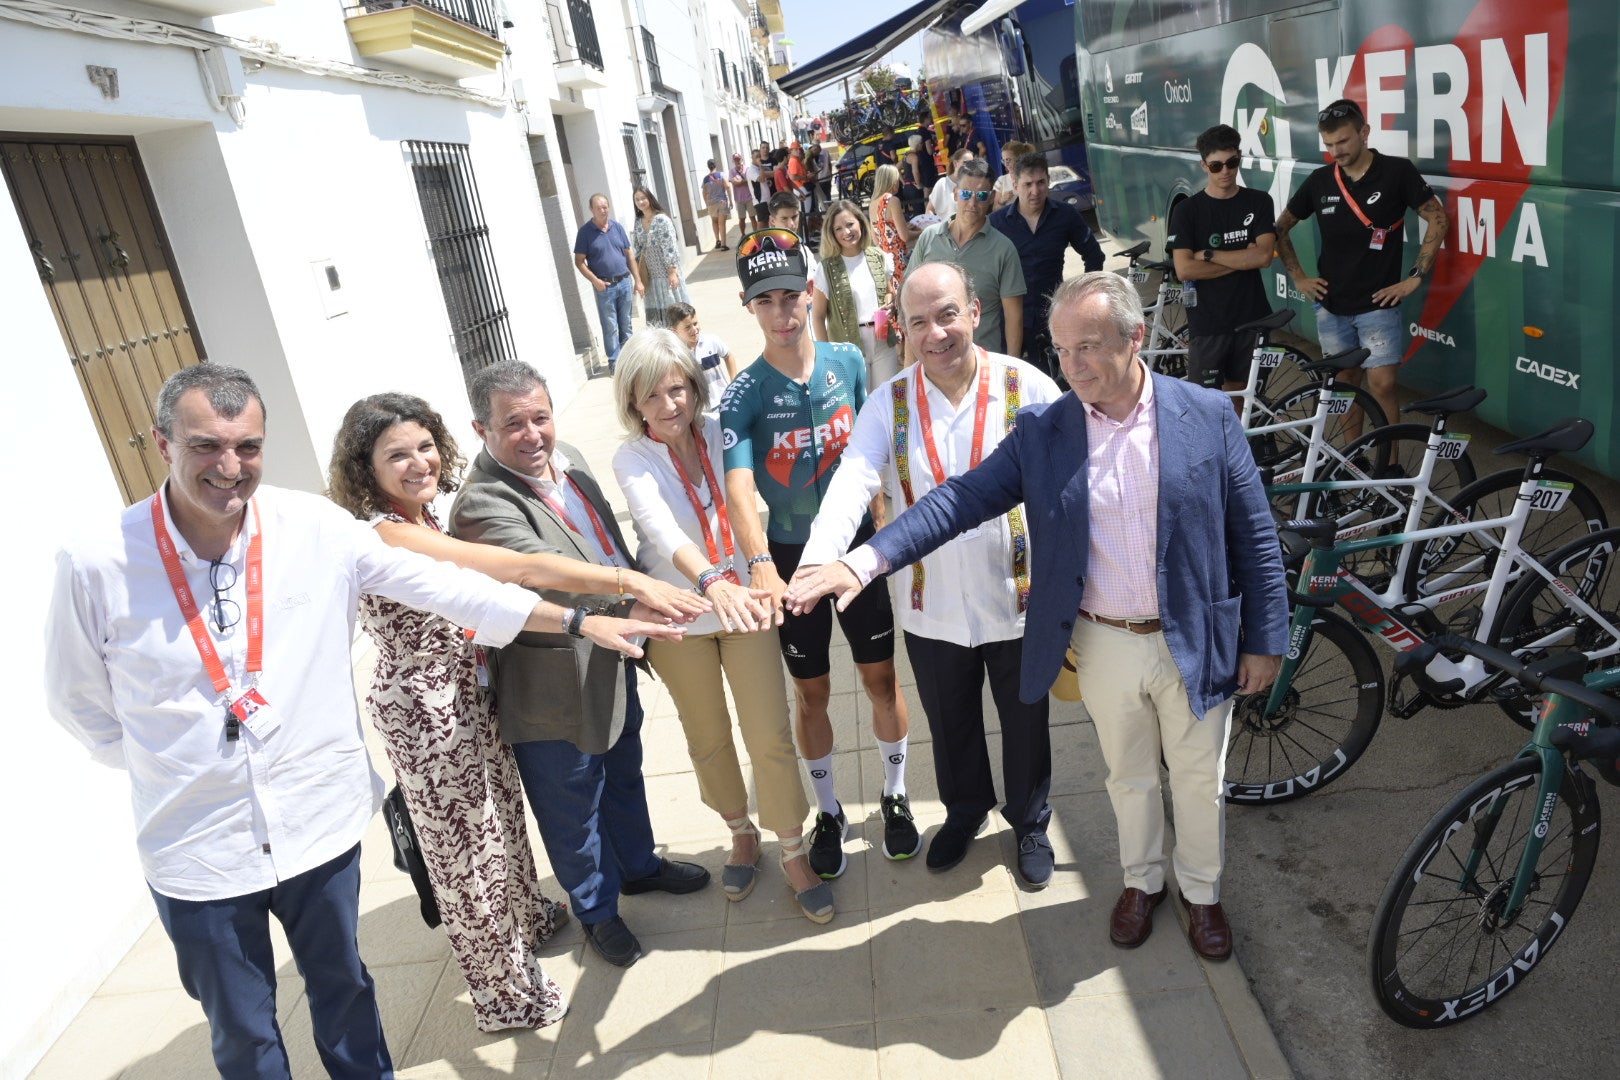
[1168,124,1278,394]
[1276,98,1450,429]
[911,158,1026,356]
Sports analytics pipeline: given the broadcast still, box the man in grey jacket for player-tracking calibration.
[452,361,709,968]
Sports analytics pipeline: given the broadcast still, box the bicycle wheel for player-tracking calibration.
[1404,468,1607,639]
[1487,526,1620,728]
[1225,610,1384,804]
[1302,423,1478,591]
[1250,384,1388,478]
[1368,755,1600,1028]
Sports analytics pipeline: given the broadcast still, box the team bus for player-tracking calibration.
[1072,0,1620,477]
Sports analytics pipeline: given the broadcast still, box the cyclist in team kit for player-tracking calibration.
[720,229,920,880]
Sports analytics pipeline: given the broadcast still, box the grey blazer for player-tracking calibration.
[450,444,640,754]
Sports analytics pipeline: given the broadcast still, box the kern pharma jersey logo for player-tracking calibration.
[1219,43,1296,209]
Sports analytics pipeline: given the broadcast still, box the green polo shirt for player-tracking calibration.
[909,217,1027,352]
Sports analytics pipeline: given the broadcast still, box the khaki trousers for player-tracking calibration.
[1071,618,1235,905]
[646,628,809,836]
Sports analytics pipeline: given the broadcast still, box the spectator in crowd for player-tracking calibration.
[747,148,773,229]
[573,193,644,371]
[701,159,733,253]
[811,142,833,211]
[902,133,936,218]
[992,140,1034,209]
[787,143,811,207]
[667,300,738,400]
[875,122,899,167]
[727,152,752,240]
[911,158,1026,355]
[452,361,713,969]
[325,393,694,1031]
[784,272,1288,960]
[793,262,1064,884]
[631,187,691,328]
[721,230,919,880]
[870,164,918,289]
[610,330,835,924]
[929,149,975,220]
[811,199,900,389]
[1169,125,1278,393]
[43,364,652,1076]
[990,151,1106,375]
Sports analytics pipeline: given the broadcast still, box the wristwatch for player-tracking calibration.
[1202,249,1215,262]
[1408,264,1426,279]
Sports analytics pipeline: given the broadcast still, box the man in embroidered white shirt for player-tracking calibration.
[792,263,1063,885]
[44,364,597,1079]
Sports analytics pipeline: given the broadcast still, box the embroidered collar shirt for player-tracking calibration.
[1079,360,1161,619]
[44,484,538,901]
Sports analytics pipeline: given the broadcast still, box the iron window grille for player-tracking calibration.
[348,0,501,39]
[404,141,518,389]
[641,27,671,95]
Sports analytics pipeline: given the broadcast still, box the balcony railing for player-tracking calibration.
[641,27,671,95]
[350,0,500,39]
[748,5,767,34]
[549,0,603,70]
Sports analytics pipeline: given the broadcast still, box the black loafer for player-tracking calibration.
[582,915,643,967]
[620,857,712,896]
[1016,832,1055,889]
[925,815,988,872]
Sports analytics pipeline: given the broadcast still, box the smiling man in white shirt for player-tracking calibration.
[791,262,1063,886]
[45,364,586,1080]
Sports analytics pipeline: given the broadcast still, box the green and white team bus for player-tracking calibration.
[1073,0,1620,476]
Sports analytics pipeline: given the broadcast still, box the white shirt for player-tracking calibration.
[693,331,731,404]
[44,484,537,901]
[612,414,745,638]
[802,352,1061,647]
[810,250,896,325]
[494,445,630,570]
[930,176,958,220]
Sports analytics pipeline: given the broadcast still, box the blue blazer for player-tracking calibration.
[870,373,1289,712]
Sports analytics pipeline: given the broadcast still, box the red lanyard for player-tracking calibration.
[912,350,991,486]
[525,473,617,557]
[1332,165,1375,229]
[650,426,740,582]
[151,494,262,697]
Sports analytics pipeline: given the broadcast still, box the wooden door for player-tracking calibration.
[1,138,204,504]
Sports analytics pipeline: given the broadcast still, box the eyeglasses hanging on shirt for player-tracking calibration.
[208,559,241,633]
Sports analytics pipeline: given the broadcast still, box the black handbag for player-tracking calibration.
[382,785,441,928]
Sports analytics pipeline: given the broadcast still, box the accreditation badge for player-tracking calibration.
[229,687,282,740]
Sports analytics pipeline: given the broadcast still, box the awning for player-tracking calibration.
[773,0,969,99]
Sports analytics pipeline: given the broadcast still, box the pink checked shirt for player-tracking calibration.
[1080,361,1160,619]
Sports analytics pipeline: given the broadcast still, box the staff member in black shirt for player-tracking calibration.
[1276,99,1449,429]
[1168,125,1278,393]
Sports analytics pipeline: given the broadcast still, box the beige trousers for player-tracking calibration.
[1071,618,1235,905]
[646,628,809,836]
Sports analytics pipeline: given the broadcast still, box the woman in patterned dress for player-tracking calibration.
[632,187,691,326]
[326,393,705,1032]
[870,164,919,290]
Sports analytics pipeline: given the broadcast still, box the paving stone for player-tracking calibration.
[1045,987,1250,1080]
[711,1024,878,1079]
[875,1005,1059,1079]
[714,916,873,1041]
[397,941,581,1070]
[869,893,1037,1021]
[553,926,723,1058]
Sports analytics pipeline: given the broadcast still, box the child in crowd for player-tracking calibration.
[667,302,737,401]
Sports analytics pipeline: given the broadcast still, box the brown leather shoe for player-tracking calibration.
[1181,896,1233,960]
[1109,887,1167,948]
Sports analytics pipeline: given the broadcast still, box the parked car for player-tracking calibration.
[834,124,924,205]
[1047,163,1094,212]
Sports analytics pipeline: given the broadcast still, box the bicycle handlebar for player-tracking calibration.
[1393,635,1620,726]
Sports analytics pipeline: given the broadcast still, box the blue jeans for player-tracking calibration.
[595,276,635,366]
[1315,305,1404,368]
[149,844,392,1080]
[510,663,662,925]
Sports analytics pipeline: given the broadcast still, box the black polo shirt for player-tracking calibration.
[1285,151,1435,316]
[1167,187,1276,337]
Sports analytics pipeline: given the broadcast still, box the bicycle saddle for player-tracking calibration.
[1492,416,1593,458]
[1120,240,1150,259]
[1404,385,1487,416]
[1277,517,1339,543]
[1299,347,1371,375]
[1234,309,1296,335]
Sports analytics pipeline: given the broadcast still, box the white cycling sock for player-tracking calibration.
[878,737,908,798]
[805,754,839,816]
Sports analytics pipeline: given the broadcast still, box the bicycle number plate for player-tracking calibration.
[1163,285,1183,304]
[1326,391,1357,415]
[1127,269,1149,284]
[1436,433,1471,460]
[1530,479,1574,512]
[1259,347,1288,369]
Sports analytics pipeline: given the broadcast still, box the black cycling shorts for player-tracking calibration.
[1188,332,1251,388]
[769,520,896,680]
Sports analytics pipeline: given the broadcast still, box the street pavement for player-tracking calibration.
[27,240,1292,1078]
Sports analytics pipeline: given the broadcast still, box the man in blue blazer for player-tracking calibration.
[786,271,1288,960]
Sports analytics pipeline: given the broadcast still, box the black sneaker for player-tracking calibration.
[880,794,922,860]
[926,814,989,872]
[808,804,848,879]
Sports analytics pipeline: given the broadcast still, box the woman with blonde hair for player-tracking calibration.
[610,330,835,925]
[812,199,899,388]
[869,163,918,289]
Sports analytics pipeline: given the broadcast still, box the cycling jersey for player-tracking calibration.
[720,340,868,544]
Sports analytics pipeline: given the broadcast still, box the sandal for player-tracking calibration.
[722,816,761,902]
[779,835,834,924]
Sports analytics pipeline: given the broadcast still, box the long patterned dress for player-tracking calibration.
[634,211,691,325]
[359,511,566,1032]
[873,192,910,287]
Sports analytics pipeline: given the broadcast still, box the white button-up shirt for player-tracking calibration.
[495,446,630,570]
[803,352,1060,648]
[45,484,537,901]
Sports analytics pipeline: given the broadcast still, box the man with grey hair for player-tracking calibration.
[910,157,1026,356]
[785,272,1288,960]
[45,362,608,1077]
[452,360,710,969]
[573,193,644,371]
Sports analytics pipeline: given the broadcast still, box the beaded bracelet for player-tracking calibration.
[696,568,726,593]
[747,553,775,567]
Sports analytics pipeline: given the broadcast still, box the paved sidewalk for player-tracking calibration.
[30,244,1293,1080]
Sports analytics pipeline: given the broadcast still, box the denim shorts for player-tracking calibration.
[1315,306,1404,368]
